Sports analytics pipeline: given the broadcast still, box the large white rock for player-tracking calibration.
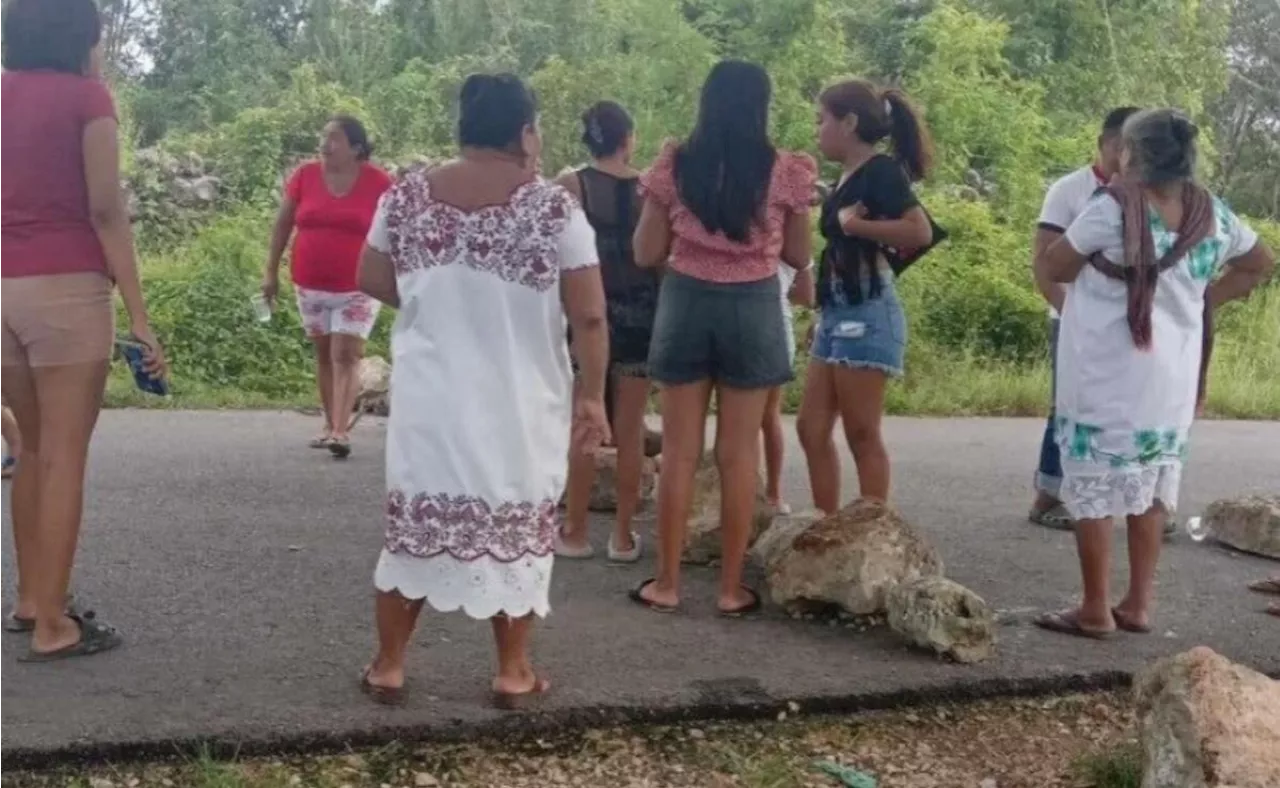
[1203,496,1280,560]
[1136,646,1280,788]
[767,499,943,616]
[677,453,773,565]
[886,576,996,664]
[560,447,657,512]
[751,512,822,572]
[356,356,391,416]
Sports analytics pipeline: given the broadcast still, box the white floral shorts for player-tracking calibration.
[295,287,380,340]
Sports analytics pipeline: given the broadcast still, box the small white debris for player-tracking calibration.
[787,701,801,714]
[689,728,705,740]
[414,773,440,787]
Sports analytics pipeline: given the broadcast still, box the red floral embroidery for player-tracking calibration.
[384,488,559,562]
[340,298,374,324]
[379,171,573,292]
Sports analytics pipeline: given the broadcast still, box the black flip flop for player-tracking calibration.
[492,674,551,711]
[18,613,122,662]
[360,666,406,706]
[1034,610,1114,640]
[628,578,678,613]
[329,438,352,460]
[719,586,763,618]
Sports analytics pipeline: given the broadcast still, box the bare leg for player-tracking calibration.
[367,590,424,690]
[796,360,840,514]
[611,373,651,551]
[491,615,543,694]
[1073,517,1116,631]
[1114,502,1166,629]
[833,366,890,502]
[329,334,365,441]
[312,334,336,437]
[640,380,713,609]
[762,386,786,505]
[29,360,109,654]
[715,385,771,612]
[561,380,597,549]
[2,362,43,622]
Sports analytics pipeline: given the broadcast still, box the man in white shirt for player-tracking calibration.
[1028,107,1138,529]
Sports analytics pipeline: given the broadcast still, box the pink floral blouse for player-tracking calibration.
[639,140,817,283]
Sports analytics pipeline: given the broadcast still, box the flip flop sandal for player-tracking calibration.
[606,531,641,564]
[329,439,352,460]
[628,578,678,613]
[1028,505,1073,531]
[359,666,406,706]
[719,586,763,618]
[1267,603,1280,618]
[4,595,79,634]
[1111,607,1152,634]
[554,532,596,560]
[309,435,334,449]
[1034,610,1114,640]
[18,613,122,662]
[1248,578,1280,596]
[492,674,551,711]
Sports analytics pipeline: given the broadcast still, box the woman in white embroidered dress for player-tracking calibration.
[355,73,611,706]
[1034,109,1273,639]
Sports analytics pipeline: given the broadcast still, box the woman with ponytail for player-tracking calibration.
[555,101,657,564]
[797,80,935,512]
[1034,109,1273,639]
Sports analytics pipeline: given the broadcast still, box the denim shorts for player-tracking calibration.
[810,282,907,377]
[648,269,792,389]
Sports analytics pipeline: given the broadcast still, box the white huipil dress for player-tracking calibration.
[365,170,598,619]
[1055,192,1258,520]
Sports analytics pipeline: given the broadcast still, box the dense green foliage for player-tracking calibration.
[100,0,1279,415]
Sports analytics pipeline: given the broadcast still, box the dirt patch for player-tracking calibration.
[3,692,1139,788]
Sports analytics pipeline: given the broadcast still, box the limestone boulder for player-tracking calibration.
[767,499,944,616]
[560,447,657,512]
[356,356,391,416]
[751,512,822,572]
[1203,496,1280,560]
[679,453,773,565]
[1135,646,1280,788]
[886,576,996,664]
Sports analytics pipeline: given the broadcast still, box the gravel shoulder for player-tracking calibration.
[4,691,1139,788]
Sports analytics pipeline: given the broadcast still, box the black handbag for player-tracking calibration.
[882,207,947,276]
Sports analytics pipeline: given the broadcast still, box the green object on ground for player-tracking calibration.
[813,759,878,788]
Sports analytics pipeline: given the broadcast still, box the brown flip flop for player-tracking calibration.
[1034,610,1114,640]
[1111,607,1152,634]
[492,674,551,711]
[359,666,406,706]
[1248,578,1280,596]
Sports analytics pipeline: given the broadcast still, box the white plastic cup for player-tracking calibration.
[1184,516,1210,543]
[250,293,273,324]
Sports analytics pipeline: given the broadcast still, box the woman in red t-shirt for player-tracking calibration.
[1,0,166,661]
[262,116,392,459]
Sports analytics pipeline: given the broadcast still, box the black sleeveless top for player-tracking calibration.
[576,167,659,299]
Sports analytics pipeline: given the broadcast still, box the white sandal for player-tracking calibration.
[554,531,595,559]
[607,531,642,564]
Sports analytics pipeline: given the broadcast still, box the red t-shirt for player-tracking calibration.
[287,161,392,292]
[1,71,118,279]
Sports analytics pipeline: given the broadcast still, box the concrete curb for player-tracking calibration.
[3,669,1137,771]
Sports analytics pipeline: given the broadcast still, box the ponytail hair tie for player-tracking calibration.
[884,98,893,118]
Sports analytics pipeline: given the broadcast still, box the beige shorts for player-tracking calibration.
[1,272,115,367]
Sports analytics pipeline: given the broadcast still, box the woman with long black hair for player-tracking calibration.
[631,60,815,615]
[797,80,936,511]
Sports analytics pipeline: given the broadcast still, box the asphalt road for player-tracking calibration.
[2,412,1277,763]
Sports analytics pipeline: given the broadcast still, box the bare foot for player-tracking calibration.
[1031,492,1062,515]
[363,656,405,692]
[632,579,679,610]
[492,667,546,696]
[717,586,761,616]
[31,614,84,654]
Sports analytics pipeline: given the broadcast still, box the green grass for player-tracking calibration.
[1071,743,1144,788]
